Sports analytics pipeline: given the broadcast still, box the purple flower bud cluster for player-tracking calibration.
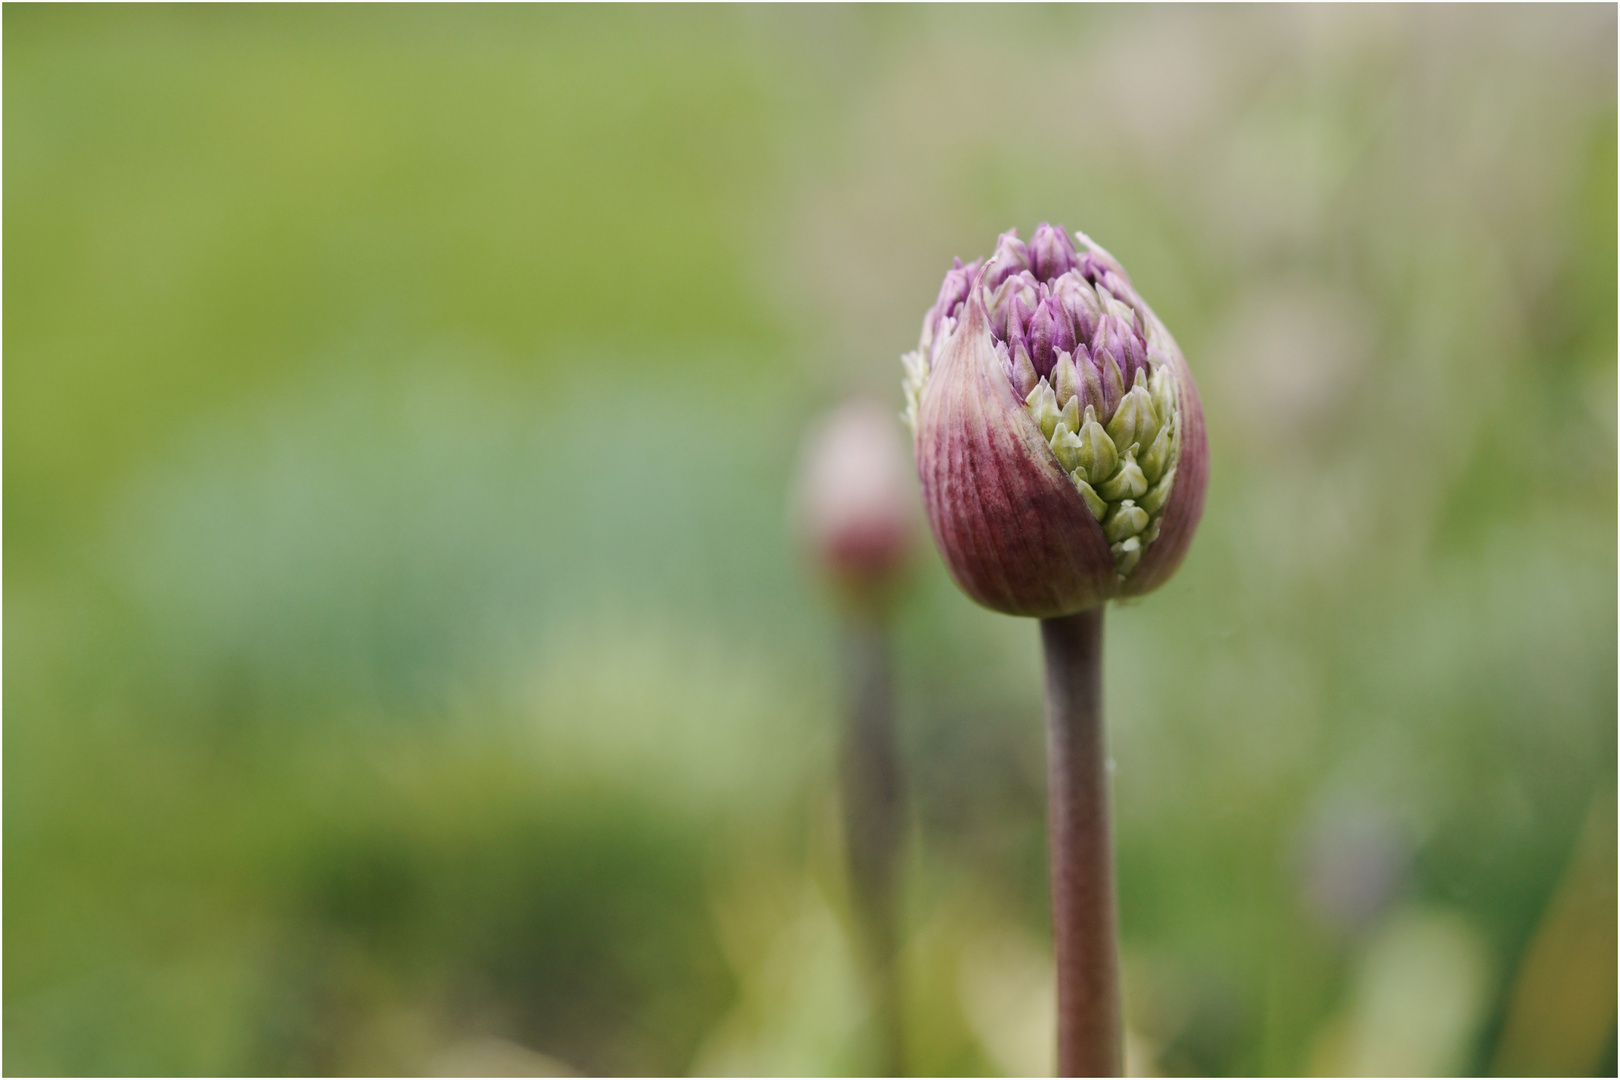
[980,224,1152,428]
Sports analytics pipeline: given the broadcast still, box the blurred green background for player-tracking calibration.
[6,6,1615,1076]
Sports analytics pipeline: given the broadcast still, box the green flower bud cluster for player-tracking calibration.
[1025,363,1180,578]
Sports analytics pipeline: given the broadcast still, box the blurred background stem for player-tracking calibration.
[839,612,907,1076]
[1040,608,1121,1077]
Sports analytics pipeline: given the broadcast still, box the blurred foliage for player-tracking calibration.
[5,6,1615,1076]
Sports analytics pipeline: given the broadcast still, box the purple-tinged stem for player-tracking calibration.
[1040,608,1122,1077]
[840,614,906,1076]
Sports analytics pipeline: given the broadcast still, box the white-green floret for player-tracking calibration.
[1027,362,1180,578]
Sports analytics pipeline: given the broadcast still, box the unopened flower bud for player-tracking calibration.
[1075,347,1104,418]
[1026,380,1063,441]
[1092,340,1126,422]
[798,400,916,608]
[1072,475,1108,521]
[1097,446,1148,502]
[1052,351,1080,409]
[1095,279,1140,327]
[987,271,1039,340]
[920,258,977,360]
[1138,465,1175,516]
[1006,339,1039,400]
[1029,296,1077,378]
[1075,407,1117,488]
[1138,419,1174,485]
[1006,294,1033,357]
[1030,222,1077,282]
[1091,312,1145,398]
[1105,372,1160,460]
[904,225,1208,615]
[1110,536,1143,577]
[1051,426,1084,474]
[1102,500,1149,544]
[1149,364,1176,430]
[1057,394,1080,437]
[1054,272,1104,345]
[983,229,1032,290]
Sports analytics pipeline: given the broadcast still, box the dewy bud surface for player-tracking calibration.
[902,226,1208,617]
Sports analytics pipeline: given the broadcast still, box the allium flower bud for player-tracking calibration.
[901,226,1207,617]
[1029,221,1076,281]
[986,270,1039,341]
[1054,272,1104,345]
[798,400,917,607]
[983,229,1031,290]
[1028,296,1077,378]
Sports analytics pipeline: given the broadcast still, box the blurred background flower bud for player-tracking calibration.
[903,225,1208,617]
[796,399,917,610]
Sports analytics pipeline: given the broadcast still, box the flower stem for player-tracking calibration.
[1040,608,1122,1077]
[840,614,906,1076]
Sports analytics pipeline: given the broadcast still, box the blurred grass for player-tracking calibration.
[6,5,1616,1076]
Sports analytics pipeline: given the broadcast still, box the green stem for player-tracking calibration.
[1040,607,1122,1077]
[840,614,906,1076]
